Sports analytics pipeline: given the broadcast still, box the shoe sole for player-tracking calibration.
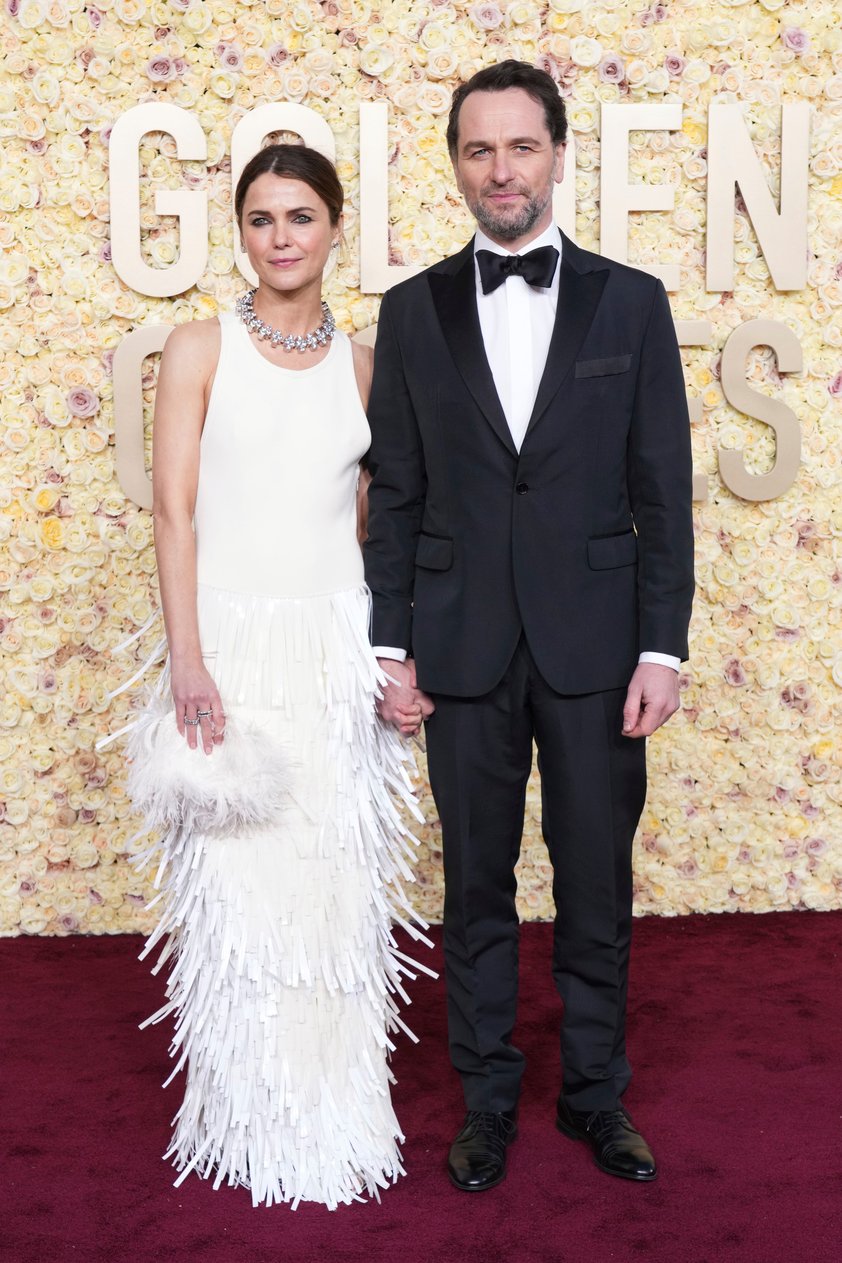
[447,1126,518,1192]
[555,1116,657,1182]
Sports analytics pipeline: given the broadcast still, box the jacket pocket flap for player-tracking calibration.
[587,531,638,570]
[575,354,633,379]
[415,534,454,570]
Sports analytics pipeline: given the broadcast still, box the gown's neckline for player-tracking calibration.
[233,313,340,375]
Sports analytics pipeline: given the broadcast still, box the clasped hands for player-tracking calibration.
[376,659,435,737]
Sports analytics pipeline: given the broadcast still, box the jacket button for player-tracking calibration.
[515,482,529,495]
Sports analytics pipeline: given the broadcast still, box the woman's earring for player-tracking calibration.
[331,240,339,250]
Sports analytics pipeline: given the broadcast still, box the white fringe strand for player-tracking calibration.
[123,583,433,1209]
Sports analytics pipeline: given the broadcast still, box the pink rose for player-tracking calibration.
[154,26,170,38]
[218,43,244,71]
[88,5,102,24]
[534,54,561,83]
[598,55,625,84]
[266,43,289,67]
[782,27,810,54]
[665,53,685,78]
[723,657,747,686]
[828,370,842,398]
[470,3,504,31]
[169,0,190,10]
[66,388,99,417]
[6,0,20,17]
[146,55,176,83]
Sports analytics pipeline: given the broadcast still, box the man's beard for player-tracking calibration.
[468,180,554,242]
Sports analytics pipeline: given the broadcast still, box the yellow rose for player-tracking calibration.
[33,487,60,513]
[40,518,65,550]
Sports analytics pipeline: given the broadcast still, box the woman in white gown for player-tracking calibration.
[144,144,430,1208]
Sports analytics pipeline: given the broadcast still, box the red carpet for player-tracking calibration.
[2,914,841,1263]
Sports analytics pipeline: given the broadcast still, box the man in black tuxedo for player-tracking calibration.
[364,61,694,1190]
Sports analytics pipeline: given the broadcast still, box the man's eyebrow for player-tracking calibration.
[462,135,545,148]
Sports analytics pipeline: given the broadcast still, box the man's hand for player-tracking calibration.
[376,658,435,737]
[622,663,680,739]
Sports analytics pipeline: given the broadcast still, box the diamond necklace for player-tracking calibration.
[235,289,336,353]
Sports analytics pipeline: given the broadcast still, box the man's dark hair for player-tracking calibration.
[446,60,568,158]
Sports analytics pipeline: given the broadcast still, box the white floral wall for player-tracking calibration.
[1,0,840,935]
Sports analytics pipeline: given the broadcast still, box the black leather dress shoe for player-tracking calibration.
[447,1109,518,1191]
[556,1098,657,1181]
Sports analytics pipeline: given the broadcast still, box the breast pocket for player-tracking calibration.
[574,354,633,379]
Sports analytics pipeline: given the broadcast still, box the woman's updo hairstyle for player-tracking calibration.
[234,144,344,228]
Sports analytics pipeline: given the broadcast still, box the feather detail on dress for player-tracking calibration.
[124,690,293,836]
[121,584,434,1210]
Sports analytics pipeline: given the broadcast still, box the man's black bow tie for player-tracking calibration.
[476,245,559,295]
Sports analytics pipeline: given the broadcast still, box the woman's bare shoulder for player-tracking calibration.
[163,316,221,362]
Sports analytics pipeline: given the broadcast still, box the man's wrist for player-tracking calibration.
[373,646,408,662]
[638,651,680,672]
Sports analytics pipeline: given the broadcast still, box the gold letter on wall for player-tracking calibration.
[706,103,810,292]
[359,102,420,294]
[112,325,174,510]
[718,320,802,501]
[675,320,714,503]
[230,105,336,286]
[109,104,208,298]
[600,103,683,291]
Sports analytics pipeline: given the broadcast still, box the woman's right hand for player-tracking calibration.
[170,659,225,754]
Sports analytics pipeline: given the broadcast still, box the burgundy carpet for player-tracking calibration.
[2,914,841,1263]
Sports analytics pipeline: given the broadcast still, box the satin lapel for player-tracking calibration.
[428,248,517,457]
[524,257,609,443]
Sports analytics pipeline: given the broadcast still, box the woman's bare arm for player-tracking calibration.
[152,319,222,753]
[352,340,374,544]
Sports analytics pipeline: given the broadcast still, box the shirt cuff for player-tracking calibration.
[373,646,407,662]
[638,651,681,672]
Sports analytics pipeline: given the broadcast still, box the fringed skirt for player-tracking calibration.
[136,582,430,1209]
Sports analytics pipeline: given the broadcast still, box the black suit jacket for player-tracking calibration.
[363,233,694,698]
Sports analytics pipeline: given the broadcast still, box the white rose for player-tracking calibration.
[359,45,395,77]
[570,36,603,69]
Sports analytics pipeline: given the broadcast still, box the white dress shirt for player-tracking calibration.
[374,224,679,673]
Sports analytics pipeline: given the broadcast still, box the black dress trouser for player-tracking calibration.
[424,635,647,1114]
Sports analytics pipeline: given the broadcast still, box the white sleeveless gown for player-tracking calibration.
[140,314,426,1209]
